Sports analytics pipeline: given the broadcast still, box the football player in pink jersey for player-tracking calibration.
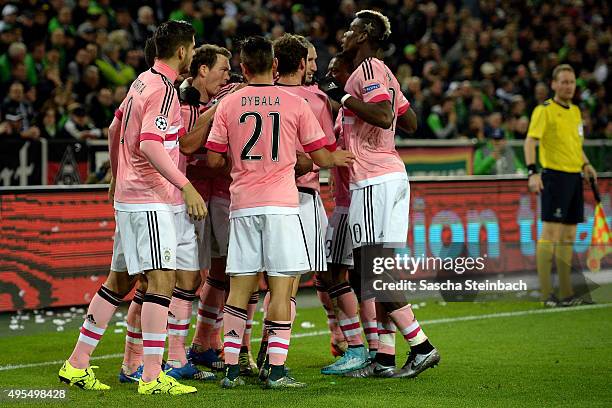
[205,36,354,389]
[178,44,235,373]
[272,34,371,375]
[154,44,235,381]
[319,10,440,379]
[59,21,205,395]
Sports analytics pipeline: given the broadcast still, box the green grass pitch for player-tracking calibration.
[0,294,611,408]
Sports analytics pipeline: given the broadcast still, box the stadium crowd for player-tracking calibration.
[0,0,609,143]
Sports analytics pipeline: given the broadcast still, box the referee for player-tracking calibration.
[524,64,597,307]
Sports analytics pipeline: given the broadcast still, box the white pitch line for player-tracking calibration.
[0,303,609,372]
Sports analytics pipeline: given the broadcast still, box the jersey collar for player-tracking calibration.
[152,60,178,83]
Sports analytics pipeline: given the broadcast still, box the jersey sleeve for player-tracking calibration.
[527,105,547,140]
[205,100,229,153]
[319,98,337,151]
[298,99,327,153]
[358,59,391,104]
[397,91,411,116]
[140,87,177,143]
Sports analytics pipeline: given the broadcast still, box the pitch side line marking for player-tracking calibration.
[0,303,609,372]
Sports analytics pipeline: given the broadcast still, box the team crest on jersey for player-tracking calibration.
[363,83,380,93]
[155,115,168,131]
[163,247,172,262]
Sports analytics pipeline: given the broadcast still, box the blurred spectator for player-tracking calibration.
[136,6,157,43]
[0,0,606,143]
[2,82,35,129]
[36,108,59,139]
[474,129,525,175]
[88,88,114,130]
[0,107,40,140]
[75,66,100,104]
[427,96,457,139]
[169,1,204,41]
[61,104,103,140]
[95,43,135,87]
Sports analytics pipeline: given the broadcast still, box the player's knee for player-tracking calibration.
[145,269,176,296]
[105,271,136,297]
[175,270,201,291]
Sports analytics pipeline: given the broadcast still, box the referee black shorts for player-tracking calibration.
[541,168,584,224]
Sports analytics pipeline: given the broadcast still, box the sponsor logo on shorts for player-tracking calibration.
[554,208,563,218]
[363,83,381,93]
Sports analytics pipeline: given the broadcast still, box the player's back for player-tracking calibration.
[114,63,182,210]
[279,85,335,191]
[344,57,410,188]
[207,84,326,214]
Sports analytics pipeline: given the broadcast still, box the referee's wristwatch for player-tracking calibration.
[527,164,538,178]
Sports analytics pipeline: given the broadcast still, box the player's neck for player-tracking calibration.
[276,74,301,86]
[191,77,210,104]
[354,47,377,68]
[247,72,274,86]
[156,58,180,80]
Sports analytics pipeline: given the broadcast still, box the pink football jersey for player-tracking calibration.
[205,85,327,216]
[180,103,211,202]
[277,84,336,192]
[331,108,350,207]
[343,57,410,189]
[113,60,185,211]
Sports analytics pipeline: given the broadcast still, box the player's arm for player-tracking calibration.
[298,99,354,169]
[319,75,393,129]
[107,113,121,201]
[179,104,219,155]
[204,100,230,169]
[396,106,418,134]
[309,147,354,169]
[141,96,206,219]
[295,151,314,176]
[108,112,122,179]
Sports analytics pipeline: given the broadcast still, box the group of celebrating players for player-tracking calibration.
[57,9,440,394]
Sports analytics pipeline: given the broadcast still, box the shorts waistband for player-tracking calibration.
[297,187,316,196]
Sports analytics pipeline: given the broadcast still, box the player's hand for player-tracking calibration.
[108,176,116,202]
[331,149,355,168]
[182,182,207,220]
[583,163,597,182]
[295,151,314,177]
[318,75,348,103]
[528,173,543,193]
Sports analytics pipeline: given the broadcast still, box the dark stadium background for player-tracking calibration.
[0,1,610,311]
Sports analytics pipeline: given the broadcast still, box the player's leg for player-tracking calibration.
[60,271,136,390]
[206,198,231,356]
[119,276,146,383]
[239,283,260,376]
[256,276,270,369]
[60,215,137,390]
[134,210,196,395]
[379,180,439,378]
[259,213,310,388]
[314,274,347,356]
[220,215,264,388]
[221,274,260,387]
[189,214,225,370]
[165,211,216,381]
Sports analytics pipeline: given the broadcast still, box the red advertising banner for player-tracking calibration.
[1,177,610,312]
